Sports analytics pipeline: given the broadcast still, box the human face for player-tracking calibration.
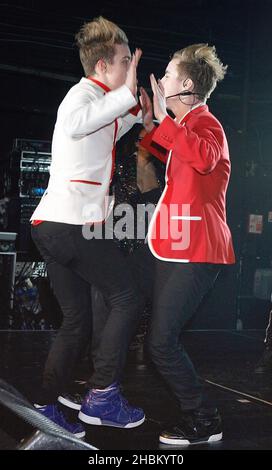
[135,128,147,150]
[104,43,131,90]
[135,128,150,160]
[160,58,184,104]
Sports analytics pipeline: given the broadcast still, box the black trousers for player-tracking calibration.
[31,221,139,403]
[91,244,156,359]
[149,260,220,411]
[91,239,221,412]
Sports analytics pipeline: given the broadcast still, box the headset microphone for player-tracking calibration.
[166,91,202,99]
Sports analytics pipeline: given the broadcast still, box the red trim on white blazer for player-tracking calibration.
[88,76,117,184]
[70,179,102,186]
[111,120,118,181]
[87,76,118,182]
[87,76,111,93]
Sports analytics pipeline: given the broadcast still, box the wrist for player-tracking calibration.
[157,113,167,123]
[144,122,155,133]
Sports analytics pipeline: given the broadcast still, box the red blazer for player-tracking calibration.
[141,105,235,264]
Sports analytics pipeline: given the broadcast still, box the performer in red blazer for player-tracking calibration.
[140,43,235,446]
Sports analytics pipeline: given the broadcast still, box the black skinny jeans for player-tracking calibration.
[31,221,139,403]
[149,260,220,411]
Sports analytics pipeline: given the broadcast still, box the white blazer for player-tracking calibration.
[31,77,141,225]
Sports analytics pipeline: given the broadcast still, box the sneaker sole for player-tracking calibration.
[74,430,86,439]
[58,396,82,410]
[78,411,145,428]
[159,432,223,446]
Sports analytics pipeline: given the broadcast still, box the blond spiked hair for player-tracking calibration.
[75,16,128,76]
[173,43,228,99]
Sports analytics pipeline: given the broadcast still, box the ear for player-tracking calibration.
[95,58,107,75]
[183,78,194,90]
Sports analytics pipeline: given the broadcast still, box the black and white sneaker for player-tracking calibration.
[159,407,222,446]
[58,392,84,411]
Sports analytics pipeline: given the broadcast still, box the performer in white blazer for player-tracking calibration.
[31,17,145,436]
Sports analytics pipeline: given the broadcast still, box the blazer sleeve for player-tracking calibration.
[62,85,137,139]
[117,104,142,141]
[140,127,168,164]
[150,115,224,174]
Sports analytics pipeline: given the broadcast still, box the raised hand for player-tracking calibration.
[140,87,155,133]
[150,74,167,123]
[125,48,142,97]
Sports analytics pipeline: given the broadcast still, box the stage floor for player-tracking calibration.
[0,329,272,450]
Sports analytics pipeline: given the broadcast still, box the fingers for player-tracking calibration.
[140,86,148,101]
[150,73,162,96]
[140,90,148,112]
[150,74,156,95]
[129,48,142,70]
[158,79,165,95]
[140,87,153,109]
[139,88,146,109]
[130,53,136,68]
[134,48,142,67]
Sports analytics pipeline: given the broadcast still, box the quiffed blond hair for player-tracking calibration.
[173,43,228,99]
[75,16,128,76]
